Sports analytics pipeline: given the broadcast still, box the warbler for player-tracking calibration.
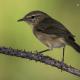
[18,10,80,63]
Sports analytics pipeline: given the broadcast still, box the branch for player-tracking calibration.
[0,47,80,77]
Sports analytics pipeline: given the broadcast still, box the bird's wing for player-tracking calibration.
[36,18,75,41]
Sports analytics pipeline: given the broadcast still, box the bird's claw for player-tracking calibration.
[60,60,64,72]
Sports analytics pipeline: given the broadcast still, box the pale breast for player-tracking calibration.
[33,31,67,50]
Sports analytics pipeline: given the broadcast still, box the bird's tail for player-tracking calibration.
[69,41,80,53]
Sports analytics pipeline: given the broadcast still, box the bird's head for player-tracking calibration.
[18,10,49,26]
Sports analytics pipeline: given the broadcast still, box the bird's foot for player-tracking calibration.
[34,49,50,54]
[60,60,64,72]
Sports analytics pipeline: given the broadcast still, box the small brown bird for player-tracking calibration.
[18,10,80,63]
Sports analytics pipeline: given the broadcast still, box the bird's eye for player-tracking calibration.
[31,15,35,19]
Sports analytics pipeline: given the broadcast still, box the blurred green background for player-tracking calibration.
[0,0,80,80]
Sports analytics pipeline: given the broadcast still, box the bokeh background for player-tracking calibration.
[0,0,80,80]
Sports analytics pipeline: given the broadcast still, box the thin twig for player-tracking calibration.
[0,47,80,77]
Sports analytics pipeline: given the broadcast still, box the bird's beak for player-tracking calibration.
[17,18,24,22]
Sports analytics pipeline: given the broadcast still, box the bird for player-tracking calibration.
[18,10,80,64]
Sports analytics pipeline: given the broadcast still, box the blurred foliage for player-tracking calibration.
[0,0,80,80]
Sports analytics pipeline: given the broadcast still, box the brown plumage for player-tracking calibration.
[18,10,80,63]
[18,11,80,52]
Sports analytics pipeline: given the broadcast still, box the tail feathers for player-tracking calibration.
[69,41,80,53]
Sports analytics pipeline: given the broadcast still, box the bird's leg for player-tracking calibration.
[38,49,50,53]
[61,46,65,71]
[62,47,65,63]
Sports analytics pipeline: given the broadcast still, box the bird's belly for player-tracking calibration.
[34,32,67,49]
